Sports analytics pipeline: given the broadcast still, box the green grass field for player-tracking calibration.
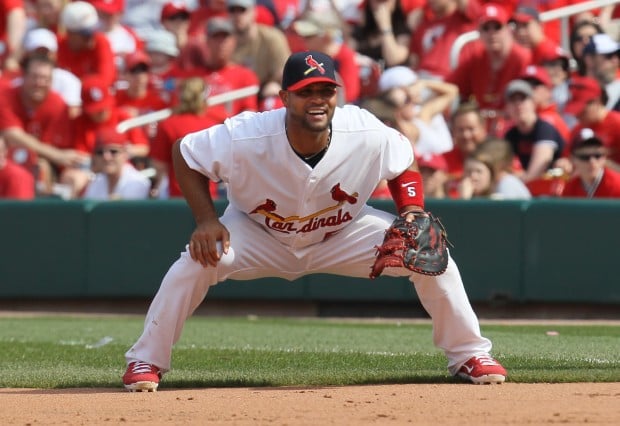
[0,316,618,388]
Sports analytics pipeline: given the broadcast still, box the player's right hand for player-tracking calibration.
[189,219,230,267]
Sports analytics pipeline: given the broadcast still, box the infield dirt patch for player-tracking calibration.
[1,382,619,425]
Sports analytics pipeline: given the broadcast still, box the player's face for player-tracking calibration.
[281,83,338,132]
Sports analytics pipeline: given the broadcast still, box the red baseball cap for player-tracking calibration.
[124,50,151,71]
[281,51,341,91]
[417,152,448,172]
[160,1,190,21]
[519,65,551,87]
[94,127,127,149]
[538,44,571,69]
[479,3,509,27]
[564,76,602,116]
[81,76,115,114]
[90,0,124,15]
[510,5,539,24]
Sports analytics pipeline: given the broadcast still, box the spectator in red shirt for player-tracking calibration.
[0,54,88,194]
[0,0,27,75]
[0,135,35,199]
[144,29,187,106]
[90,0,145,71]
[188,17,259,117]
[19,27,83,118]
[115,50,171,138]
[447,2,531,136]
[563,76,620,172]
[56,1,116,87]
[150,77,224,200]
[538,44,572,121]
[160,1,208,72]
[409,0,481,80]
[292,9,360,104]
[509,5,561,67]
[561,128,620,198]
[73,75,149,158]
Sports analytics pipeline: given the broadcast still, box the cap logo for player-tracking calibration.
[486,5,499,17]
[89,87,103,101]
[304,55,325,75]
[580,128,595,140]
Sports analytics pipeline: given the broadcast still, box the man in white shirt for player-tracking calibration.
[82,128,151,200]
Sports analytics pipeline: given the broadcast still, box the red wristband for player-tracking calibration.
[387,170,425,210]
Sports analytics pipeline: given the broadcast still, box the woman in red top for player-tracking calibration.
[150,77,225,199]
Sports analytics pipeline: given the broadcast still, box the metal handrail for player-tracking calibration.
[449,0,620,70]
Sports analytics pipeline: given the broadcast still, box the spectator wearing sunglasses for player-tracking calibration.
[561,128,620,198]
[56,1,117,87]
[160,1,209,72]
[115,50,171,138]
[447,3,531,137]
[563,76,620,172]
[82,127,151,200]
[581,33,620,111]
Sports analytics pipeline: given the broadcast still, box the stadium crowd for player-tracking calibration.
[2,0,620,201]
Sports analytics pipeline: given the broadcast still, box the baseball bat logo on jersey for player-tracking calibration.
[304,55,326,75]
[250,183,358,234]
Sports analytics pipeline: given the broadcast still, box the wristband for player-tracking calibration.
[387,170,425,210]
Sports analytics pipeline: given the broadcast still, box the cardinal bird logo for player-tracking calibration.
[330,183,357,204]
[304,55,326,75]
[250,199,278,214]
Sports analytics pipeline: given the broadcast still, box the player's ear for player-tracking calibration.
[279,89,289,107]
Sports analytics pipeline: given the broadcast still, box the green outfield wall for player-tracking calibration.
[0,199,618,304]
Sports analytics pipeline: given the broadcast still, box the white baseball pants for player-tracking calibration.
[125,205,492,375]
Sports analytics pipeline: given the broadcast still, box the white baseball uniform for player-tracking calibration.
[125,105,492,375]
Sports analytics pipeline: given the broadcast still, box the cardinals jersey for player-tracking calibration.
[180,105,414,250]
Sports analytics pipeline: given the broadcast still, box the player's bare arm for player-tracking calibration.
[172,139,230,267]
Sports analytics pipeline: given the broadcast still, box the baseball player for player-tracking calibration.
[123,51,507,391]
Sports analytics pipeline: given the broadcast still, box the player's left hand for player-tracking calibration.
[189,219,230,267]
[370,211,449,279]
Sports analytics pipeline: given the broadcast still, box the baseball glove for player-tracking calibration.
[370,212,450,279]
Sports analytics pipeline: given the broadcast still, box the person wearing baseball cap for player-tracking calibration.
[21,28,83,116]
[564,76,603,118]
[82,127,151,200]
[447,2,531,120]
[509,4,561,67]
[581,33,620,111]
[564,75,620,168]
[123,48,508,391]
[56,1,117,87]
[503,78,566,183]
[561,128,620,198]
[519,65,570,143]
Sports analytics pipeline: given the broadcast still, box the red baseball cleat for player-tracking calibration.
[457,355,507,384]
[123,361,161,392]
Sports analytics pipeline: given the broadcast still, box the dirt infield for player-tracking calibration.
[1,383,619,425]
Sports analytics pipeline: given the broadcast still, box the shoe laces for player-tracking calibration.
[473,355,499,366]
[130,361,156,374]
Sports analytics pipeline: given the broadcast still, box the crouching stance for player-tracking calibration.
[123,51,507,392]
